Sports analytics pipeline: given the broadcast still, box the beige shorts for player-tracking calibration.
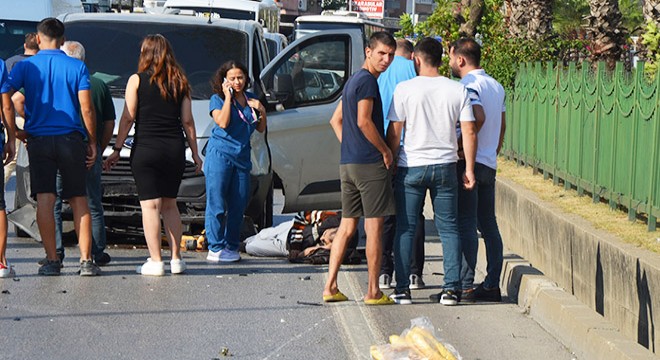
[339,162,395,218]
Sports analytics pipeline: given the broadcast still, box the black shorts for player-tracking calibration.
[27,132,87,200]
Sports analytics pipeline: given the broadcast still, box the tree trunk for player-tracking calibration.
[644,0,660,27]
[508,0,530,38]
[585,0,628,69]
[527,0,554,41]
[453,0,485,37]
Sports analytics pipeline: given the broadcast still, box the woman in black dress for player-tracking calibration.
[104,34,202,276]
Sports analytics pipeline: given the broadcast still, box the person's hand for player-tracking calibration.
[463,170,476,190]
[103,150,120,171]
[3,140,15,166]
[382,148,393,170]
[223,78,233,99]
[247,98,266,114]
[86,143,97,169]
[192,153,203,174]
[15,130,28,143]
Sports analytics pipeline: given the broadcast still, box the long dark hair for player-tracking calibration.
[210,60,251,100]
[138,34,190,101]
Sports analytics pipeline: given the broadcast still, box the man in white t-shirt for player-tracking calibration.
[449,37,506,303]
[386,37,477,306]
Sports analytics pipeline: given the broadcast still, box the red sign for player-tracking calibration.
[351,0,384,19]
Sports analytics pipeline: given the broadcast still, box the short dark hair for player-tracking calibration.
[414,37,443,68]
[24,33,38,51]
[450,37,481,67]
[396,38,414,55]
[37,18,65,40]
[368,31,396,50]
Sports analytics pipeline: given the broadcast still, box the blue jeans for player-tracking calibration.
[54,149,107,259]
[204,146,250,252]
[459,162,504,289]
[394,163,461,291]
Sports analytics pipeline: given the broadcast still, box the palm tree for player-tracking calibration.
[507,0,530,39]
[527,0,554,40]
[585,0,628,69]
[506,0,554,40]
[644,0,660,27]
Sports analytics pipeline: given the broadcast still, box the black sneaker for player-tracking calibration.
[473,283,502,302]
[439,290,459,306]
[79,260,101,276]
[460,288,476,303]
[38,260,62,276]
[38,252,64,267]
[429,289,459,305]
[409,274,426,290]
[389,289,412,305]
[93,252,112,266]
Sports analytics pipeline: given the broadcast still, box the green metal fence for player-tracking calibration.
[503,62,660,231]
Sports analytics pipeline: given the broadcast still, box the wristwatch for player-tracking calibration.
[113,145,122,152]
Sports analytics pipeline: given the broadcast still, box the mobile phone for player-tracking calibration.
[224,78,234,96]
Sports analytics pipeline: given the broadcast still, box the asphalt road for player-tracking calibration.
[0,184,578,359]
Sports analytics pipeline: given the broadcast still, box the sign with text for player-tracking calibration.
[351,0,384,19]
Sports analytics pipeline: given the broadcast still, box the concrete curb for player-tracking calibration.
[479,244,659,360]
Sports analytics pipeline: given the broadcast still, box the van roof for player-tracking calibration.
[1,0,83,22]
[59,12,264,33]
[164,0,278,12]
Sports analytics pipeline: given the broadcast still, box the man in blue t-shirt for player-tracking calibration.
[1,18,100,277]
[323,32,397,305]
[0,59,17,278]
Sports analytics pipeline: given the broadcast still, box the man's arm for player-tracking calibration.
[386,120,403,163]
[101,119,115,150]
[329,100,343,142]
[357,98,392,169]
[472,104,485,133]
[11,92,25,119]
[0,93,15,165]
[496,112,506,155]
[1,91,18,141]
[78,89,97,168]
[460,120,477,190]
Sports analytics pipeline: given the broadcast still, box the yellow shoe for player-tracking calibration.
[323,290,348,303]
[364,293,395,305]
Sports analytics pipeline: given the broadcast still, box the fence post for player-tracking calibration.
[647,68,660,231]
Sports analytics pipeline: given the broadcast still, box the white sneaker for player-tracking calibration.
[0,263,15,278]
[170,259,187,274]
[219,249,241,262]
[207,249,221,262]
[136,258,165,276]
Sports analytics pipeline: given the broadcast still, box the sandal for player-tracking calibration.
[364,293,395,305]
[323,290,348,303]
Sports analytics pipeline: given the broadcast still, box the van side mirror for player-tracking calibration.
[270,73,295,108]
[273,73,294,95]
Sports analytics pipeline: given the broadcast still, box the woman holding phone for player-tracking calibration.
[205,60,267,263]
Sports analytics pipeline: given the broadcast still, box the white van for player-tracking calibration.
[163,0,280,33]
[0,0,83,59]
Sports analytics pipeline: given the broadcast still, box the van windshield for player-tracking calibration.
[0,20,38,60]
[65,21,248,99]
